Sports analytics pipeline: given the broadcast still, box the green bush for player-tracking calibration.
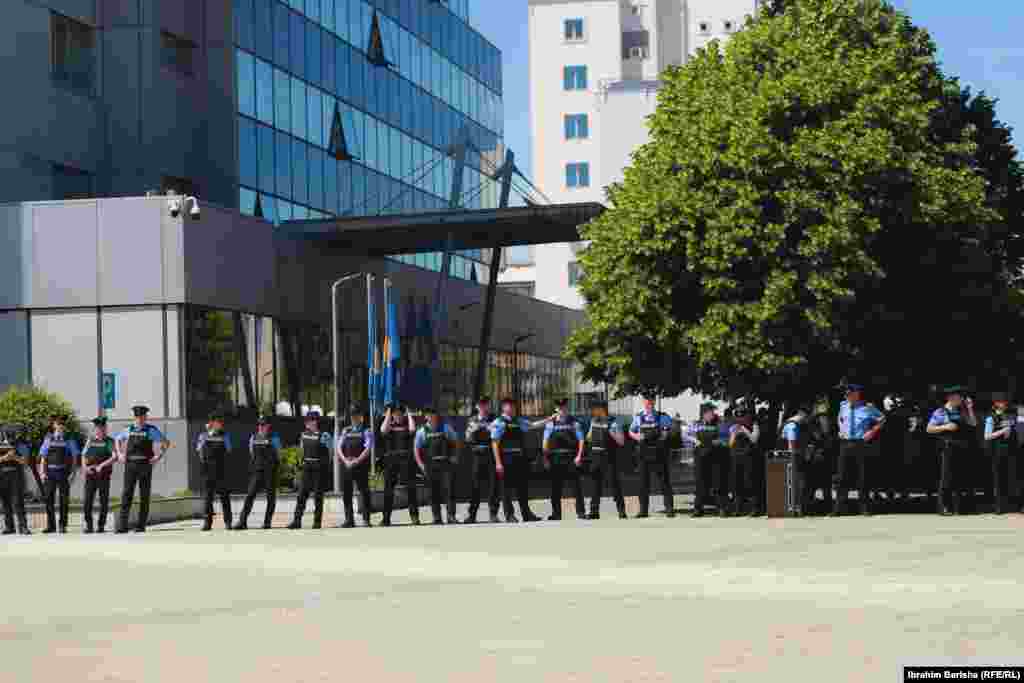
[277,446,301,490]
[0,385,83,450]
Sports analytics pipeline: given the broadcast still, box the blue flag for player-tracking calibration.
[383,283,401,406]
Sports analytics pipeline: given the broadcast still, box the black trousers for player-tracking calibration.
[582,450,624,515]
[639,449,675,514]
[382,455,420,521]
[120,461,154,531]
[83,476,112,530]
[991,444,1017,510]
[468,450,499,517]
[498,455,531,519]
[548,458,584,518]
[44,471,71,530]
[836,441,872,510]
[239,466,277,527]
[342,461,372,522]
[730,450,759,511]
[203,461,232,527]
[294,463,328,526]
[426,459,457,521]
[692,448,725,512]
[0,466,27,530]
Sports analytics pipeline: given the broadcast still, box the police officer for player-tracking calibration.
[464,396,500,524]
[683,403,729,518]
[542,398,586,521]
[984,392,1016,514]
[39,415,81,534]
[0,425,31,535]
[628,395,675,518]
[926,386,977,515]
[413,406,460,525]
[196,413,234,531]
[114,405,168,533]
[490,398,545,523]
[288,412,333,529]
[337,404,374,528]
[729,408,762,517]
[782,407,814,515]
[834,383,885,516]
[81,417,117,533]
[380,404,419,526]
[235,416,281,530]
[582,400,627,519]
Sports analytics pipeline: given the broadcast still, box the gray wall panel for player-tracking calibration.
[97,198,167,305]
[161,209,186,303]
[101,308,166,419]
[31,203,99,308]
[0,311,30,390]
[31,309,99,418]
[0,204,30,308]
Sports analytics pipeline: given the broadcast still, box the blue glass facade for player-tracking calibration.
[234,0,503,282]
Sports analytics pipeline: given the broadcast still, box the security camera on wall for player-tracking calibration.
[167,197,182,218]
[167,195,200,220]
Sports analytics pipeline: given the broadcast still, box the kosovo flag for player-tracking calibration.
[383,284,401,406]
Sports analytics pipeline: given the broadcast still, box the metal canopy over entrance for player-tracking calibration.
[279,202,605,256]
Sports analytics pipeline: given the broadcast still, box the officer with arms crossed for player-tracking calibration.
[834,383,884,517]
[927,386,977,515]
[337,404,374,528]
[631,395,676,518]
[728,408,762,517]
[39,415,81,534]
[985,392,1018,515]
[542,398,586,521]
[115,405,168,533]
[490,398,546,523]
[235,415,281,530]
[288,411,333,530]
[81,416,117,533]
[464,396,500,524]
[683,403,730,517]
[196,413,234,531]
[379,404,419,526]
[414,407,460,525]
[582,400,627,519]
[0,425,32,535]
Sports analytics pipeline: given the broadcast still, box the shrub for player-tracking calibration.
[0,385,83,449]
[277,446,301,490]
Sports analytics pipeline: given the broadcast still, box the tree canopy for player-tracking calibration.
[567,0,1024,405]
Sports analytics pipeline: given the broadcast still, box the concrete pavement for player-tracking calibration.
[3,504,1023,682]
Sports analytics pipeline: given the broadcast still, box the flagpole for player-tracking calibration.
[367,273,377,482]
[331,272,362,495]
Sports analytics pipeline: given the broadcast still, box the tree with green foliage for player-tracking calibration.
[568,0,1024,406]
[0,385,83,448]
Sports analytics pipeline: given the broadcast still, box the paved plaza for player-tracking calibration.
[3,504,1023,682]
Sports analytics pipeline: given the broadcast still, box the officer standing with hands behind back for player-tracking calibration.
[414,407,460,525]
[235,415,281,530]
[490,398,546,523]
[39,415,80,533]
[115,405,168,533]
[582,400,627,519]
[81,416,117,533]
[337,404,374,528]
[631,395,676,518]
[464,396,499,524]
[834,383,884,517]
[542,398,586,521]
[288,412,333,530]
[196,413,234,531]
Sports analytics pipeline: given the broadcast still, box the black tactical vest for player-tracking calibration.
[989,411,1015,451]
[46,435,71,469]
[301,431,328,466]
[466,414,494,453]
[589,419,612,452]
[637,413,664,451]
[731,425,754,457]
[422,425,450,461]
[498,416,524,454]
[126,427,154,462]
[548,417,578,454]
[694,421,720,451]
[250,434,277,470]
[0,435,20,469]
[341,425,368,460]
[387,420,413,456]
[938,408,973,447]
[202,431,228,463]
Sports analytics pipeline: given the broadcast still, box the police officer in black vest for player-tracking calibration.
[196,414,234,531]
[235,415,281,530]
[926,386,977,515]
[288,412,334,529]
[39,415,81,534]
[984,392,1017,514]
[464,396,499,524]
[729,408,762,517]
[490,398,545,523]
[414,406,460,525]
[0,424,31,535]
[337,404,374,528]
[380,404,419,526]
[114,405,168,533]
[82,416,117,533]
[582,401,627,519]
[683,403,728,517]
[542,398,586,521]
[630,395,677,518]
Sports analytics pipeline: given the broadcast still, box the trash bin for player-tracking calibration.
[766,450,798,518]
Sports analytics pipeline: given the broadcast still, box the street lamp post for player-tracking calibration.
[331,272,362,493]
[512,333,535,411]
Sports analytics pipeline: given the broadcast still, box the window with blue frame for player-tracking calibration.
[565,162,590,188]
[563,65,587,90]
[564,18,584,41]
[564,114,588,139]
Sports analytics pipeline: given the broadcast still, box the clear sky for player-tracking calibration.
[470,0,1024,183]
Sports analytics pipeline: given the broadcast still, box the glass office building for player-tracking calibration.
[234,0,503,282]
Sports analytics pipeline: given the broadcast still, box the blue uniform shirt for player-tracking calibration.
[782,421,799,443]
[630,411,674,437]
[340,425,374,451]
[684,421,730,446]
[543,415,585,443]
[248,434,283,452]
[838,401,883,440]
[115,424,166,444]
[40,434,81,460]
[490,416,531,441]
[195,431,234,453]
[414,423,457,450]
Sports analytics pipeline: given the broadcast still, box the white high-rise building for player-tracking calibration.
[505,0,759,416]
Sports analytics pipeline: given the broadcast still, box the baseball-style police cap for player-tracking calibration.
[700,402,717,413]
[477,396,491,405]
[132,405,150,416]
[842,383,865,393]
[349,403,366,416]
[555,398,570,408]
[305,411,321,420]
[208,412,225,423]
[991,392,1010,403]
[642,392,657,401]
[50,414,66,424]
[499,397,516,406]
[733,407,750,418]
[422,405,439,415]
[91,416,108,426]
[943,385,967,397]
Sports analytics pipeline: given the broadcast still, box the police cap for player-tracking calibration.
[349,403,367,417]
[256,415,272,426]
[132,405,149,417]
[422,405,439,416]
[305,411,321,420]
[476,396,491,405]
[208,412,225,423]
[91,416,108,427]
[842,383,865,393]
[50,414,66,424]
[699,402,717,413]
[499,397,516,407]
[991,392,1010,403]
[943,385,967,397]
[555,397,570,408]
[641,392,657,401]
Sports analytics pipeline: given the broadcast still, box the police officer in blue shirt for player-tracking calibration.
[542,398,586,521]
[729,408,762,517]
[631,395,677,518]
[490,398,546,523]
[834,383,885,516]
[39,415,81,534]
[926,386,978,515]
[984,392,1017,514]
[288,412,334,530]
[196,413,234,531]
[413,406,460,525]
[235,415,282,530]
[0,424,32,535]
[114,405,168,533]
[582,400,627,519]
[337,404,374,528]
[683,403,730,517]
[379,404,419,526]
[464,396,500,524]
